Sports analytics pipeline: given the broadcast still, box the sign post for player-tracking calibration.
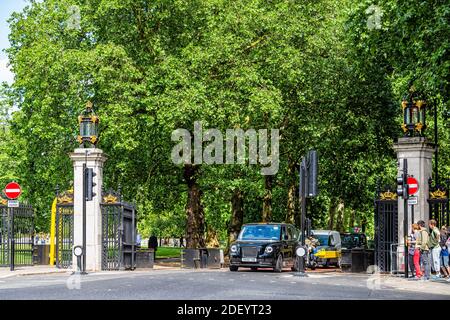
[407,176,419,230]
[3,182,22,272]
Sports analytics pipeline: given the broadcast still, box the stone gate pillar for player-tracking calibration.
[393,137,435,243]
[70,148,107,271]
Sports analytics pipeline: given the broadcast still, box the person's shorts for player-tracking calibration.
[441,255,449,267]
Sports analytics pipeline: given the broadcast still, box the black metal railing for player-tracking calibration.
[428,178,450,228]
[0,201,34,269]
[101,189,136,271]
[55,190,74,269]
[374,184,398,272]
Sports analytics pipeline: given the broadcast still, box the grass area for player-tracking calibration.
[0,251,33,265]
[155,247,182,259]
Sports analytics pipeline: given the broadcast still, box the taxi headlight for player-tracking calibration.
[230,245,238,253]
[265,246,274,254]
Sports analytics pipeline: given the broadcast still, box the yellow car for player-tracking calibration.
[311,230,342,268]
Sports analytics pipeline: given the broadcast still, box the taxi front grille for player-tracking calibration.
[241,246,258,258]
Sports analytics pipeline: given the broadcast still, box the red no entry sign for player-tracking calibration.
[407,177,419,195]
[3,182,22,199]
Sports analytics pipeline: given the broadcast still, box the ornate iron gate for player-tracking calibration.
[101,190,136,271]
[428,179,449,228]
[55,190,74,269]
[0,198,34,268]
[374,186,398,272]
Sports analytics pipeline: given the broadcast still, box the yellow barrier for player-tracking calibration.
[49,198,57,266]
[314,249,341,259]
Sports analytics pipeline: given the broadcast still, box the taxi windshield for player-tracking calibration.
[238,225,281,241]
[311,234,330,246]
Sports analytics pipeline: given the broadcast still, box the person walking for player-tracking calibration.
[440,226,450,278]
[428,219,441,279]
[408,223,421,278]
[417,220,430,280]
[148,234,158,261]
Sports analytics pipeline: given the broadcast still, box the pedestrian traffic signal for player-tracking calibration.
[85,168,96,201]
[396,173,409,199]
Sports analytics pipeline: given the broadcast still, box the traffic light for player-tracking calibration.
[85,168,96,201]
[396,173,409,199]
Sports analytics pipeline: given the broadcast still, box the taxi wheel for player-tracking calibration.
[273,254,283,273]
[230,265,239,272]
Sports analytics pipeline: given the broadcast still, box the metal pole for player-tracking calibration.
[301,162,306,246]
[9,207,14,271]
[301,162,307,272]
[82,163,86,273]
[434,103,439,184]
[403,159,409,278]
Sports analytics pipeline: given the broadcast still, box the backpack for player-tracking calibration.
[440,232,448,247]
[428,227,440,249]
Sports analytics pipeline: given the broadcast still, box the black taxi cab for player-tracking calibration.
[229,223,300,272]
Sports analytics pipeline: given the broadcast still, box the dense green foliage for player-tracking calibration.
[0,0,448,245]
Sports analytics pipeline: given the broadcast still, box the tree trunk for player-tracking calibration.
[184,164,205,248]
[335,199,345,233]
[285,162,296,224]
[328,198,337,230]
[227,189,244,253]
[262,175,273,222]
[349,209,355,230]
[206,225,220,248]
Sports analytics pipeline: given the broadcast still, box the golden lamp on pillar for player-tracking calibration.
[401,89,426,137]
[77,101,99,148]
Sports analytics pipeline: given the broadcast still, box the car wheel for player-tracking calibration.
[273,254,283,273]
[251,267,258,272]
[229,265,239,272]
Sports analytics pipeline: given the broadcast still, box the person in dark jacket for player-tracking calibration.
[148,235,158,260]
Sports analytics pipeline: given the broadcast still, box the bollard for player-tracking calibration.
[294,246,308,277]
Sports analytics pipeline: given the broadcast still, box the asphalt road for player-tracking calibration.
[0,268,448,300]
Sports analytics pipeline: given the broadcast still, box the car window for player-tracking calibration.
[312,234,330,246]
[287,226,294,240]
[330,235,335,245]
[238,225,281,240]
[290,226,299,240]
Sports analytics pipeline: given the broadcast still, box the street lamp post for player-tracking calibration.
[401,89,427,138]
[76,101,100,273]
[77,101,99,148]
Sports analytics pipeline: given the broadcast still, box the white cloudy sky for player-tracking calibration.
[0,0,28,85]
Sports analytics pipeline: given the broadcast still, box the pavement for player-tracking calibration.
[0,266,70,279]
[0,266,449,300]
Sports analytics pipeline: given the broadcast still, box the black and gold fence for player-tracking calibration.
[374,186,398,272]
[0,200,34,268]
[428,179,450,228]
[55,190,74,269]
[101,190,136,271]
